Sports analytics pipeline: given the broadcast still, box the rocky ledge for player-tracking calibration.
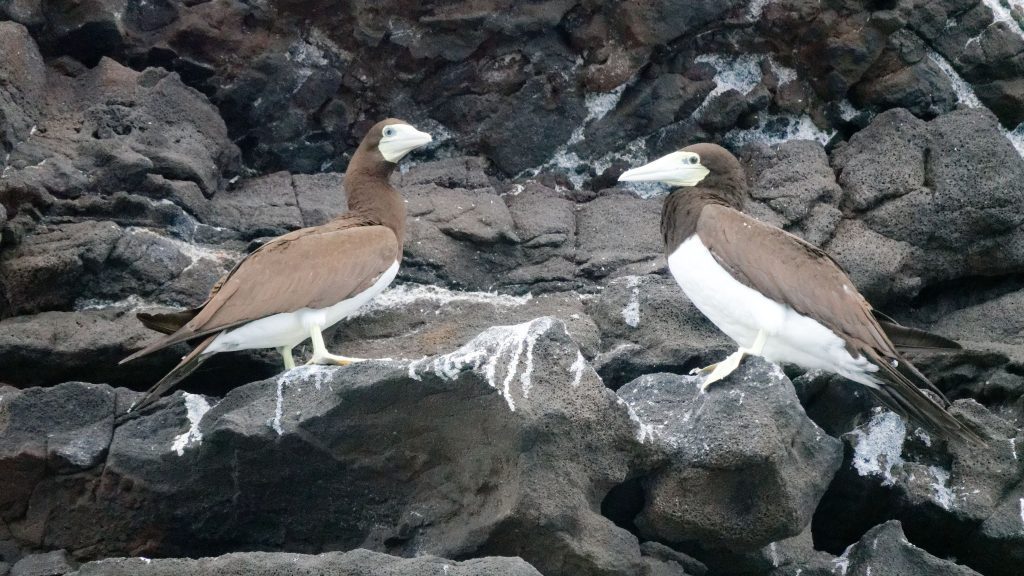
[3,1,1024,576]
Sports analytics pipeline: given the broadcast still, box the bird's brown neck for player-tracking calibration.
[661,187,744,254]
[344,151,406,251]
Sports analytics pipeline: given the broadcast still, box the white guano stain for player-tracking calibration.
[569,350,587,387]
[768,542,780,567]
[621,276,642,328]
[171,393,212,456]
[850,410,906,486]
[832,544,853,576]
[929,466,955,510]
[353,284,532,317]
[619,396,656,443]
[407,317,555,411]
[981,0,1024,42]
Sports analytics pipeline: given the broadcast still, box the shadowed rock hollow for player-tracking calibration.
[2,1,1024,575]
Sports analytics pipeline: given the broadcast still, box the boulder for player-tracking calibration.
[835,520,981,576]
[67,548,540,576]
[813,404,1024,576]
[828,108,1024,306]
[1,319,646,576]
[619,357,843,551]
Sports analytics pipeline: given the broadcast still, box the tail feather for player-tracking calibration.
[126,334,218,416]
[137,309,200,335]
[862,348,985,445]
[872,312,962,353]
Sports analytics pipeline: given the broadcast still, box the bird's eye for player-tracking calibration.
[687,156,699,165]
[383,127,395,137]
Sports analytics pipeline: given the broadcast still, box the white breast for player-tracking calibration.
[667,235,878,385]
[206,260,401,354]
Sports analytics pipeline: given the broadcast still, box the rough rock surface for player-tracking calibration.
[619,359,843,552]
[68,549,542,576]
[2,1,1024,575]
[1,321,646,576]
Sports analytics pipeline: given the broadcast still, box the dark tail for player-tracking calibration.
[137,309,200,335]
[863,348,985,446]
[125,335,217,416]
[872,311,962,353]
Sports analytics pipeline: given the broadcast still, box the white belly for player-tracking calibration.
[667,236,878,385]
[206,260,400,354]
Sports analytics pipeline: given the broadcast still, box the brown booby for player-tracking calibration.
[618,143,981,442]
[121,118,432,413]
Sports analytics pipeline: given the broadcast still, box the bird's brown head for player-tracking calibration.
[617,142,749,209]
[349,118,433,178]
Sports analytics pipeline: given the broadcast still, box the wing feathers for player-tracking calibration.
[697,205,981,443]
[122,218,397,363]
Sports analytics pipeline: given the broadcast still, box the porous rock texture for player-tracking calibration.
[2,1,1024,576]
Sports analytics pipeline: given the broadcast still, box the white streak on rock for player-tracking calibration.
[354,284,532,317]
[725,114,834,147]
[74,294,163,312]
[622,276,641,328]
[767,55,798,85]
[1011,437,1018,460]
[929,466,955,510]
[768,542,780,567]
[914,428,932,447]
[747,0,774,20]
[1007,123,1024,157]
[832,544,853,576]
[171,393,212,456]
[528,82,629,188]
[695,54,763,109]
[850,410,906,486]
[126,226,242,268]
[619,396,656,443]
[569,350,587,388]
[410,318,555,411]
[927,50,983,107]
[981,0,1024,41]
[1019,497,1024,528]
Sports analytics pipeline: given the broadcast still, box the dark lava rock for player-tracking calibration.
[0,382,116,525]
[67,548,541,576]
[619,357,843,552]
[813,403,1023,576]
[742,139,843,247]
[0,221,239,317]
[586,274,731,389]
[836,520,981,576]
[851,31,958,119]
[828,107,1024,306]
[575,190,664,281]
[1,319,646,576]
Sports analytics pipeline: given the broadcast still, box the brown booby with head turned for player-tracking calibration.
[618,143,981,443]
[121,118,432,414]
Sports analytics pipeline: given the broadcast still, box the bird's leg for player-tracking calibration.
[278,345,296,370]
[305,324,365,366]
[700,329,768,392]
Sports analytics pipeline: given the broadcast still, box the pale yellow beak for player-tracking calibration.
[378,124,433,162]
[618,151,710,187]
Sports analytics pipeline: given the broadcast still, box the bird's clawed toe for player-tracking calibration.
[306,353,366,366]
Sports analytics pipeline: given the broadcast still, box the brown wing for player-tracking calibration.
[122,217,398,363]
[696,205,982,443]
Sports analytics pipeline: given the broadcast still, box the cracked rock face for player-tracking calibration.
[1,320,646,576]
[2,1,1024,575]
